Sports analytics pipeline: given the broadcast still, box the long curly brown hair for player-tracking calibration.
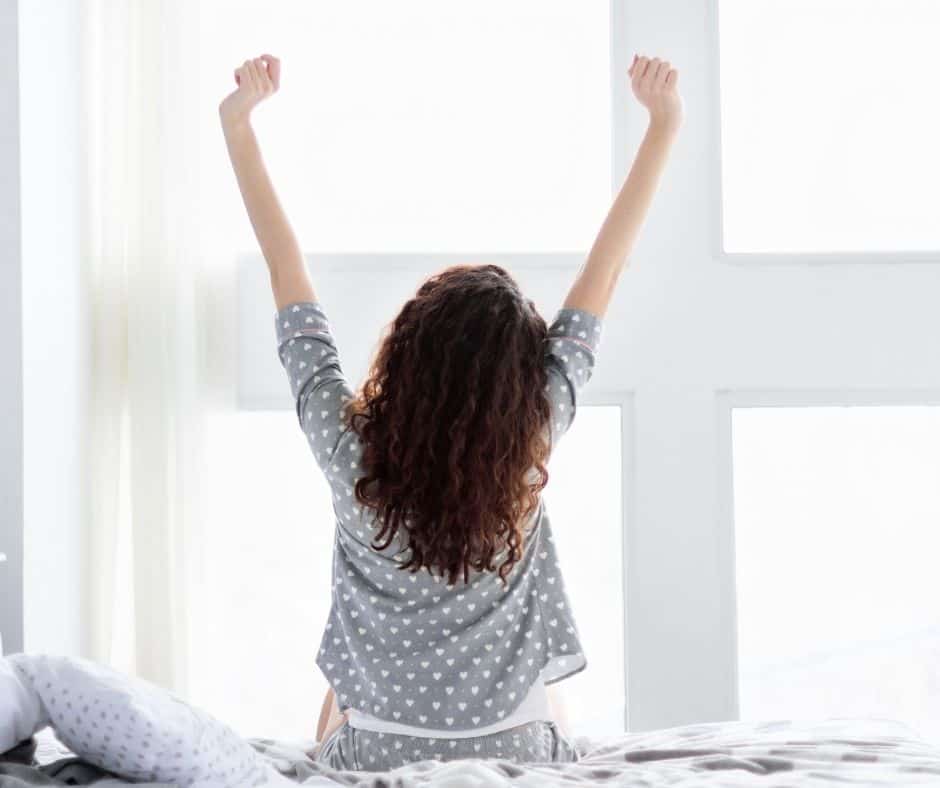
[343,264,552,586]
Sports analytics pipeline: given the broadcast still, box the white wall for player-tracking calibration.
[0,0,24,655]
[18,0,87,655]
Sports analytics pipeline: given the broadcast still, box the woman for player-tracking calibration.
[220,52,681,771]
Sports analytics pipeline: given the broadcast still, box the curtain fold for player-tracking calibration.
[82,0,212,695]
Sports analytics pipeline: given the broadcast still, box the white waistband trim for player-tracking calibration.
[345,677,552,738]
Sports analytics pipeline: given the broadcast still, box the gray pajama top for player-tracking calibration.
[275,299,603,732]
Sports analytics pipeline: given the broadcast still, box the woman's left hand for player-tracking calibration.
[219,54,280,129]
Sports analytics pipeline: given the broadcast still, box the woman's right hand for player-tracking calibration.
[629,55,683,134]
[219,54,280,130]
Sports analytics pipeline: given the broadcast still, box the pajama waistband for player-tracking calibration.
[314,718,580,772]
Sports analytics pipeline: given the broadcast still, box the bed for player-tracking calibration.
[3,656,940,787]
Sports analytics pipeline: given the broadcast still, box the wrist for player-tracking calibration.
[647,114,681,139]
[219,108,253,137]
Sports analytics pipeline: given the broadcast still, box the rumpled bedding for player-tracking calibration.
[3,655,940,787]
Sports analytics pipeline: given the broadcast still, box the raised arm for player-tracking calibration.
[563,55,683,319]
[219,55,316,311]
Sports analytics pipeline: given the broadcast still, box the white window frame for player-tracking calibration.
[584,391,635,733]
[707,0,940,730]
[709,0,940,266]
[715,387,940,719]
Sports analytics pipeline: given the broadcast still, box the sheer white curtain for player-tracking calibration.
[81,0,232,694]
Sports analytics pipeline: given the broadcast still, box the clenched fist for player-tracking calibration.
[219,54,281,128]
[628,55,682,133]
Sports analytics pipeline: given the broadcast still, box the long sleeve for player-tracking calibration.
[275,301,355,475]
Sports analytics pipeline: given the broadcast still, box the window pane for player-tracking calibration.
[191,406,623,740]
[720,1,940,253]
[733,406,940,744]
[545,405,624,737]
[190,411,334,740]
[196,0,611,254]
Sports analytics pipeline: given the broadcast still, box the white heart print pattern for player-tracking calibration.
[275,301,601,730]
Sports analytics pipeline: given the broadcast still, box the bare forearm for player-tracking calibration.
[588,120,677,274]
[315,687,348,745]
[564,120,677,316]
[316,687,335,741]
[221,119,315,309]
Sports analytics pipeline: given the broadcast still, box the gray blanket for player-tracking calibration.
[6,718,940,787]
[0,735,169,787]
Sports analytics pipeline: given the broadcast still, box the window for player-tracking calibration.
[732,405,940,744]
[719,0,940,254]
[190,411,334,740]
[195,0,611,255]
[191,405,623,740]
[543,405,624,737]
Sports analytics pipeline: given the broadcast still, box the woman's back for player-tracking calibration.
[275,298,602,732]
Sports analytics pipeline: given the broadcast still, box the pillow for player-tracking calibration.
[4,654,278,787]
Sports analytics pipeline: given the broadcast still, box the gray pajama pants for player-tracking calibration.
[315,719,580,772]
